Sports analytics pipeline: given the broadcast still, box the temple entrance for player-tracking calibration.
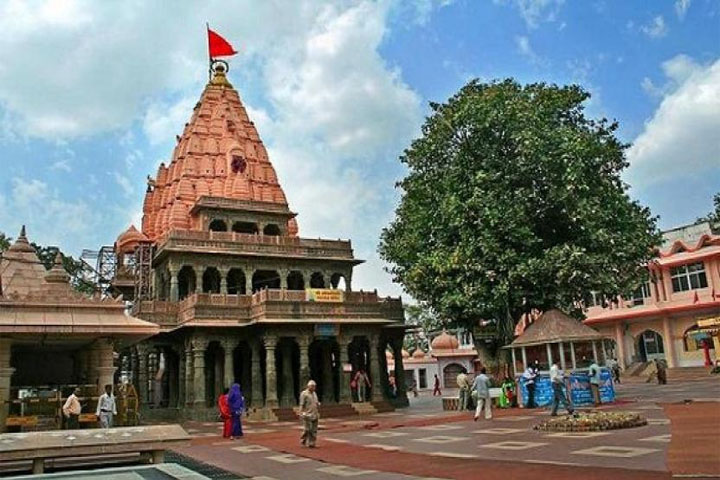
[277,338,299,407]
[204,342,224,407]
[309,339,338,404]
[637,330,665,362]
[232,342,252,402]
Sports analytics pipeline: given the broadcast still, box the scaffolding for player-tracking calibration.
[134,242,153,301]
[79,246,116,295]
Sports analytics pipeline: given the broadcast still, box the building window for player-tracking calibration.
[418,369,427,389]
[631,282,651,306]
[670,262,708,292]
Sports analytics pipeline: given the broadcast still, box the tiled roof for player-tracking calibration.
[510,309,604,347]
[141,68,293,242]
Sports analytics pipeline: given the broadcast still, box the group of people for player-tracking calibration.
[217,383,245,439]
[62,384,117,430]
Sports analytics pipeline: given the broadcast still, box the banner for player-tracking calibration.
[306,288,344,303]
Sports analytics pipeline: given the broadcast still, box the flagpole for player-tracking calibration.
[207,22,212,80]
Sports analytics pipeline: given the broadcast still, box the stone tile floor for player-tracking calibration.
[174,376,719,480]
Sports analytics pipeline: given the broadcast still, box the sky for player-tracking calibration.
[0,0,718,299]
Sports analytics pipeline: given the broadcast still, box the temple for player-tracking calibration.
[111,65,407,421]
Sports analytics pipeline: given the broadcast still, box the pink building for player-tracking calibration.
[584,222,720,368]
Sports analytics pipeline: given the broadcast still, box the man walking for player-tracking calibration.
[550,362,574,416]
[522,364,537,408]
[299,380,320,448]
[432,374,442,396]
[456,371,469,411]
[62,387,82,429]
[471,367,492,421]
[354,369,370,402]
[95,384,117,429]
[588,359,602,406]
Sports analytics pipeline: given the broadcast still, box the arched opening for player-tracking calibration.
[227,268,246,295]
[331,273,346,290]
[252,270,280,292]
[202,267,221,293]
[263,224,281,236]
[636,330,665,362]
[442,363,465,389]
[683,324,714,352]
[287,271,305,290]
[177,266,196,300]
[204,342,224,407]
[209,219,228,232]
[310,272,325,289]
[232,221,259,235]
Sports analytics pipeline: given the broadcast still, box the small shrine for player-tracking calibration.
[505,309,615,407]
[0,227,158,432]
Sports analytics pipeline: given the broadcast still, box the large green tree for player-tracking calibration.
[403,304,443,352]
[379,79,660,347]
[31,243,96,295]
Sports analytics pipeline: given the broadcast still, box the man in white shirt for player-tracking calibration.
[62,388,82,429]
[588,360,602,406]
[550,363,574,416]
[95,384,117,429]
[471,367,492,421]
[299,380,320,447]
[522,365,537,408]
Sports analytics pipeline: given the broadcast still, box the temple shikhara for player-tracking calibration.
[111,65,407,421]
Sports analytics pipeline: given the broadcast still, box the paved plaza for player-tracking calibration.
[172,377,720,480]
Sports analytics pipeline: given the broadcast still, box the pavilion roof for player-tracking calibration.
[508,309,605,347]
[0,227,159,340]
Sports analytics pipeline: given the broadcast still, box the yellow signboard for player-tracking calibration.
[306,289,344,303]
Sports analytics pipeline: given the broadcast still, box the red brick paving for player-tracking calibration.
[664,401,720,477]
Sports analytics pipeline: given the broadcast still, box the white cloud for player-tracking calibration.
[626,56,720,188]
[675,0,691,19]
[0,178,98,250]
[640,15,668,39]
[515,35,545,66]
[50,159,71,172]
[494,0,566,29]
[0,0,427,297]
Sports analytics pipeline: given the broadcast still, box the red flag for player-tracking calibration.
[208,27,237,58]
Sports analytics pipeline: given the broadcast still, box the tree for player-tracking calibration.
[0,232,10,253]
[403,304,443,351]
[31,243,97,295]
[379,79,660,349]
[697,192,720,228]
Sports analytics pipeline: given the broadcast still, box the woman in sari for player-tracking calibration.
[218,388,231,438]
[228,383,245,439]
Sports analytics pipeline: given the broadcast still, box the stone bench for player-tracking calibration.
[0,425,189,474]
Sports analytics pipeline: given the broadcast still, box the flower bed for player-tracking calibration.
[534,411,647,432]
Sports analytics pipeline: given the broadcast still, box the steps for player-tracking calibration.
[667,366,712,380]
[625,361,652,377]
[370,401,396,414]
[351,402,377,415]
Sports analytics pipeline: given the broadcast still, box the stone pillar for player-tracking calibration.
[184,341,194,406]
[559,342,566,370]
[245,268,254,295]
[368,335,383,402]
[521,347,528,370]
[195,266,203,294]
[192,337,208,408]
[391,339,408,405]
[298,335,311,389]
[178,350,186,407]
[280,342,295,406]
[614,322,627,368]
[662,317,677,368]
[136,345,149,405]
[219,267,229,295]
[321,341,335,403]
[345,271,352,292]
[264,336,278,408]
[338,337,352,404]
[250,341,263,407]
[591,341,599,363]
[222,338,237,389]
[323,273,332,289]
[570,342,577,369]
[91,338,116,390]
[302,271,311,289]
[0,339,15,432]
[511,348,518,377]
[279,269,289,290]
[169,266,179,302]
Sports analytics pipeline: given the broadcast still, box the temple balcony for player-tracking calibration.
[132,289,404,330]
[154,229,361,263]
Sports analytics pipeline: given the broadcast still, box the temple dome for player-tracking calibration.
[116,225,148,254]
[431,330,459,350]
[412,348,426,359]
